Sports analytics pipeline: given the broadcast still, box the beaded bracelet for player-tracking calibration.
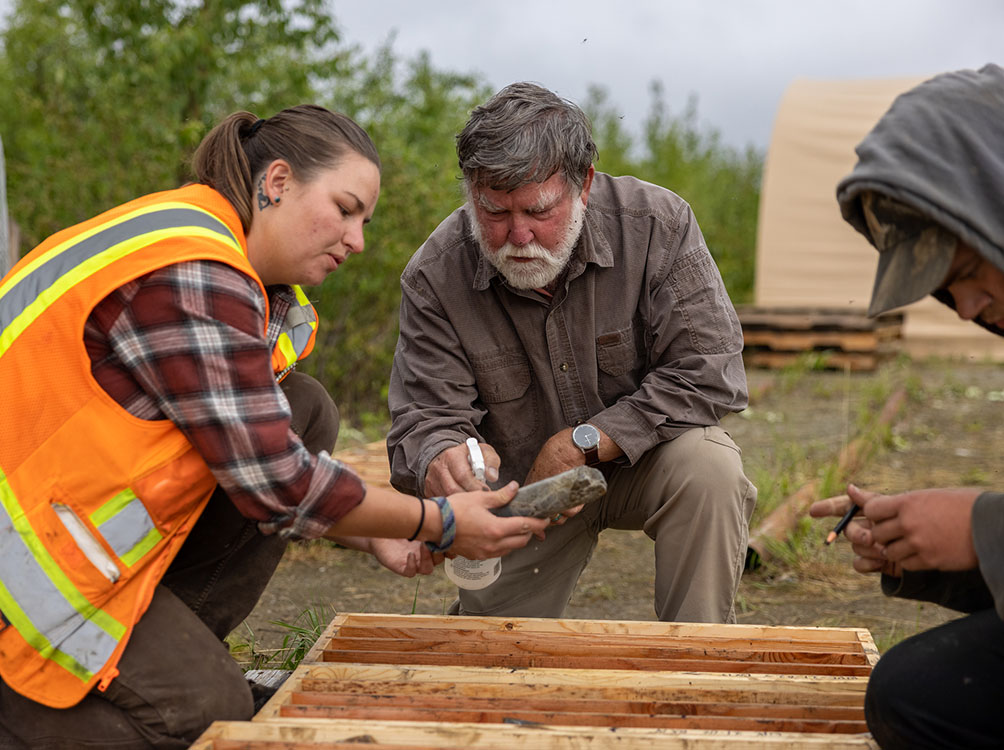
[406,496,426,542]
[424,496,456,553]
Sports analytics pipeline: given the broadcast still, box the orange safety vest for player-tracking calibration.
[0,184,316,708]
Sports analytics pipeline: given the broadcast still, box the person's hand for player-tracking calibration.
[810,484,981,574]
[810,491,900,577]
[850,484,981,572]
[425,441,500,496]
[524,426,623,488]
[369,537,436,578]
[523,430,581,486]
[443,481,551,560]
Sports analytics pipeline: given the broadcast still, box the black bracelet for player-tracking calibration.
[406,497,426,542]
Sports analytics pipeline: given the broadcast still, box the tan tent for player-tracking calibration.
[754,75,1004,361]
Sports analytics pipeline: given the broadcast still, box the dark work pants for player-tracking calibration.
[0,372,340,749]
[865,608,1004,749]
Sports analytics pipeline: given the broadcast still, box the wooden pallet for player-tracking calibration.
[737,306,903,371]
[192,613,880,748]
[330,441,393,490]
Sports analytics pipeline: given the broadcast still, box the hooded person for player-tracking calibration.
[809,63,1004,750]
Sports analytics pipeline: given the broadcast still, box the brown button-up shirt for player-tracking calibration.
[387,172,747,495]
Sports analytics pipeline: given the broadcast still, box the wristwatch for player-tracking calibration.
[571,423,601,465]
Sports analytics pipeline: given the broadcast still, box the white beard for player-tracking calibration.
[473,196,586,290]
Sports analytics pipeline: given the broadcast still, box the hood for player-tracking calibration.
[836,63,1004,334]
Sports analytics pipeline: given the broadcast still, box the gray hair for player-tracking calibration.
[457,82,598,193]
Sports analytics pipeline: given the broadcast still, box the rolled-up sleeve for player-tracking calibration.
[90,260,366,540]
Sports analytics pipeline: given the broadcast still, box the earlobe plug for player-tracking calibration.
[274,196,281,204]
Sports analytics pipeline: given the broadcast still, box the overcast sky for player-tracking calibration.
[331,0,1003,151]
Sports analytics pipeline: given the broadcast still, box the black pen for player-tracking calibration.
[825,503,861,545]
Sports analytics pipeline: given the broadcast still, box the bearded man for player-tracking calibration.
[386,82,756,622]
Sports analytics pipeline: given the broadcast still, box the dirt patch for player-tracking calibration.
[237,358,1000,660]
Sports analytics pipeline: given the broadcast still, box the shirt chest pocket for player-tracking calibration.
[472,350,538,447]
[595,325,646,403]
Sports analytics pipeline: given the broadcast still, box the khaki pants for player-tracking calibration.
[454,426,757,623]
[0,373,339,749]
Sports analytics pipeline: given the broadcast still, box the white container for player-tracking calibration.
[445,555,502,590]
[447,437,502,589]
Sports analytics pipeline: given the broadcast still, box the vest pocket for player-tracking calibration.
[52,504,121,584]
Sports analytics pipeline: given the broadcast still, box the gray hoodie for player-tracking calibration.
[837,63,1004,621]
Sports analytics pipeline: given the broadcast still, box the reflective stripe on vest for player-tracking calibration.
[92,489,163,568]
[0,204,242,349]
[0,470,124,682]
[272,284,318,380]
[0,202,241,688]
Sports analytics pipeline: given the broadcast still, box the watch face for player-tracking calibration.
[572,423,600,449]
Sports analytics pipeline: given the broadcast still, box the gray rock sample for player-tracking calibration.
[491,466,607,518]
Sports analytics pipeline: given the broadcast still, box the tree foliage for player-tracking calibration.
[0,0,341,247]
[299,44,491,426]
[586,82,762,299]
[0,2,761,426]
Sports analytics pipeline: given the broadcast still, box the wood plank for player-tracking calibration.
[323,634,868,665]
[743,350,879,371]
[265,662,870,699]
[323,613,871,643]
[212,741,444,750]
[279,702,867,733]
[287,688,863,720]
[194,718,882,749]
[318,648,872,675]
[330,624,867,653]
[297,676,867,708]
[735,306,903,331]
[742,330,883,352]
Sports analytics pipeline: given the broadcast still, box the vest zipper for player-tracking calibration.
[97,666,120,692]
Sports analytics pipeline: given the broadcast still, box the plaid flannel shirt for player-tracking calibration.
[84,259,365,540]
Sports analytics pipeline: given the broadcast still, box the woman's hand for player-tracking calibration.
[441,481,550,560]
[369,537,436,577]
[324,535,436,578]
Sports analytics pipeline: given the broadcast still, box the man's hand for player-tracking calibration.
[524,429,582,486]
[810,484,981,574]
[525,425,624,484]
[853,485,981,572]
[425,441,500,496]
[445,481,551,560]
[522,427,622,523]
[809,491,900,577]
[369,537,436,577]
